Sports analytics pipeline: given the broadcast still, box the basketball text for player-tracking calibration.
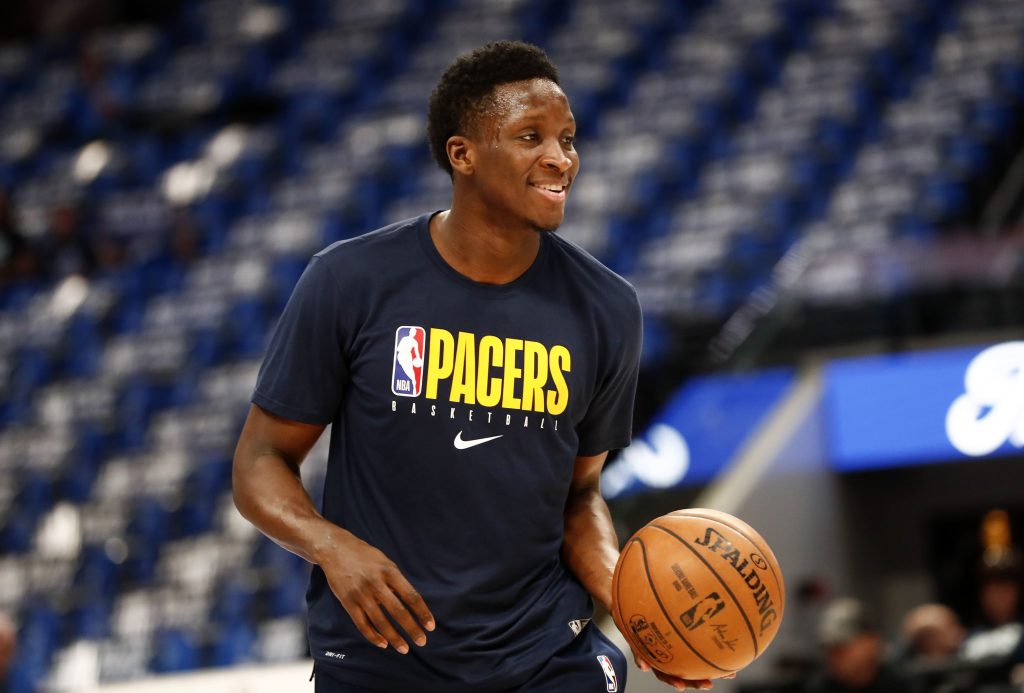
[694,527,779,636]
[423,328,571,414]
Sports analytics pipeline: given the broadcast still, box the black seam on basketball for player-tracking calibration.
[669,512,784,604]
[637,536,737,674]
[650,523,761,658]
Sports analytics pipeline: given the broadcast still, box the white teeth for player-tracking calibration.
[535,184,564,192]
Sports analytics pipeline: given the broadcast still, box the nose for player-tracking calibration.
[541,140,573,173]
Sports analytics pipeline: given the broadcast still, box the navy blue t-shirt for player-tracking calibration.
[252,212,642,691]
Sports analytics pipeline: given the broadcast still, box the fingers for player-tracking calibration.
[375,588,427,649]
[336,572,436,654]
[386,571,435,634]
[651,669,713,691]
[362,600,412,654]
[321,535,436,654]
[346,604,389,651]
[348,593,423,655]
[624,641,717,689]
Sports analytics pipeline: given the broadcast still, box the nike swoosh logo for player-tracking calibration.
[453,431,504,450]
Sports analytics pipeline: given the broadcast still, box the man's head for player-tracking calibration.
[979,572,1021,626]
[428,41,561,176]
[819,598,885,688]
[428,41,579,232]
[902,603,965,660]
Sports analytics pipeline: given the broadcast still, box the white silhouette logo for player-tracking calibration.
[395,328,423,381]
[453,431,504,450]
[596,654,618,692]
[391,325,425,397]
[567,618,591,636]
[945,342,1024,457]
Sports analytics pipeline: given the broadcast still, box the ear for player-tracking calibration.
[446,135,475,176]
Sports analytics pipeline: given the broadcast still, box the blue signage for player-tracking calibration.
[602,368,795,498]
[824,341,1024,471]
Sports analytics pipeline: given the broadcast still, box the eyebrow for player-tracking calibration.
[510,112,576,127]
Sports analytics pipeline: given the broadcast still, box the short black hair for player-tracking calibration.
[427,40,560,175]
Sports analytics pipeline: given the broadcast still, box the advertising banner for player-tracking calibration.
[825,341,1024,471]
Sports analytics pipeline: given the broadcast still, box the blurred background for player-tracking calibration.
[0,0,1022,691]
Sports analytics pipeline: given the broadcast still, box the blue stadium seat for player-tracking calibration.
[59,431,104,502]
[211,621,257,666]
[68,597,112,640]
[75,544,121,603]
[62,313,102,379]
[211,577,257,626]
[150,627,200,673]
[11,602,62,691]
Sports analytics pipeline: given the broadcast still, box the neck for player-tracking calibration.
[429,205,542,285]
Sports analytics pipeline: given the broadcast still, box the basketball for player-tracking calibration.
[612,508,785,681]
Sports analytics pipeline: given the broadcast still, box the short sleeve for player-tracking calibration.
[575,291,643,456]
[252,256,348,425]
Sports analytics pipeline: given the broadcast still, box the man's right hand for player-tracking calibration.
[232,405,436,655]
[318,529,436,654]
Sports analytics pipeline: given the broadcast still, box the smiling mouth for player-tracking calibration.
[530,182,568,202]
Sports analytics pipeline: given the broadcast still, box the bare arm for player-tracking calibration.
[561,452,619,612]
[562,452,715,691]
[232,403,332,562]
[233,404,434,653]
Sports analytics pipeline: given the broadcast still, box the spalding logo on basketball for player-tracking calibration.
[612,508,785,680]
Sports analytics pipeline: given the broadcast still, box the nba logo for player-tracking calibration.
[596,654,618,692]
[391,326,425,397]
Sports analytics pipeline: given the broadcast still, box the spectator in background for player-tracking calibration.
[0,187,40,289]
[898,603,976,693]
[960,509,1024,686]
[141,209,201,296]
[902,603,965,662]
[804,598,905,693]
[37,202,95,280]
[91,232,126,275]
[0,611,15,692]
[961,558,1024,682]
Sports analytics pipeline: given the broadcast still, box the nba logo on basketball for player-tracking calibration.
[596,654,618,692]
[392,326,425,397]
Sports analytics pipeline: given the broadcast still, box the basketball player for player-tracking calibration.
[233,41,715,691]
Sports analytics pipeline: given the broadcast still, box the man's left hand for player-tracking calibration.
[610,609,735,690]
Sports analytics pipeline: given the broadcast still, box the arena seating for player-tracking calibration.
[0,0,1022,689]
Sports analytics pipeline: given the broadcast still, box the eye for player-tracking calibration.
[519,132,538,142]
[562,134,576,147]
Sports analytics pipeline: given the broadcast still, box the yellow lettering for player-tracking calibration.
[425,328,454,400]
[502,339,523,409]
[476,335,503,408]
[547,345,570,415]
[521,340,548,412]
[450,331,476,404]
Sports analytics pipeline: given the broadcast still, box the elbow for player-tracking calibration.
[231,449,255,521]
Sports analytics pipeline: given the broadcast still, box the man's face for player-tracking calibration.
[463,78,579,233]
[981,577,1020,626]
[827,633,882,688]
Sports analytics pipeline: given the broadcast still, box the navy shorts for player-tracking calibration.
[313,624,628,693]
